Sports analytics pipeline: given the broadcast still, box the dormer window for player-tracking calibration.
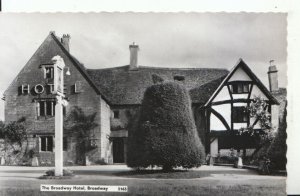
[174,75,185,81]
[41,64,54,79]
[45,67,54,79]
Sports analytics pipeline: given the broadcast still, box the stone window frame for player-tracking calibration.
[39,135,53,152]
[35,98,67,119]
[36,99,56,118]
[42,65,54,79]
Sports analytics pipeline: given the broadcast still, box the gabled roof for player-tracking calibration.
[49,33,111,104]
[204,58,279,107]
[86,66,229,105]
[4,32,111,103]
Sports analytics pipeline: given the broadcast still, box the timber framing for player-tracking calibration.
[204,58,279,107]
[209,108,231,131]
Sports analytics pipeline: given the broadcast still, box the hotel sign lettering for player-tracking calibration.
[20,84,55,95]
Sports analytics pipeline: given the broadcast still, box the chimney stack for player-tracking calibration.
[129,42,139,70]
[61,34,71,52]
[268,60,279,92]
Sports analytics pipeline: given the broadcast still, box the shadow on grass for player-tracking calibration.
[73,169,258,179]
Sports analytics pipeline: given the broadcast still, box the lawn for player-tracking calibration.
[0,179,286,196]
[0,166,286,196]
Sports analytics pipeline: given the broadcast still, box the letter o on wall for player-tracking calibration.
[34,84,44,94]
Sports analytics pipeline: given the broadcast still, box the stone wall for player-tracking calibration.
[99,98,112,164]
[3,34,110,165]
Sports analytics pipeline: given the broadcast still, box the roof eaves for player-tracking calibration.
[204,58,279,106]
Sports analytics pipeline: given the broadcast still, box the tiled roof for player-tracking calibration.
[190,76,227,104]
[86,66,229,105]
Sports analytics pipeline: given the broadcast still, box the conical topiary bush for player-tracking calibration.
[127,82,205,170]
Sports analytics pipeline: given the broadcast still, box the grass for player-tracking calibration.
[0,183,286,196]
[0,167,286,196]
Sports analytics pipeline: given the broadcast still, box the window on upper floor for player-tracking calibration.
[231,83,249,94]
[45,67,54,79]
[36,99,66,118]
[37,100,56,117]
[40,136,53,152]
[232,106,249,123]
[113,110,120,119]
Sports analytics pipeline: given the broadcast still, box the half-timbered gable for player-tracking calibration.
[204,59,279,156]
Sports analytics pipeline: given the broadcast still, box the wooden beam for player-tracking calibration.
[227,85,233,100]
[247,83,254,100]
[209,108,231,131]
[212,99,252,106]
[227,80,253,85]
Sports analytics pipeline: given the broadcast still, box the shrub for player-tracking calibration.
[266,103,287,170]
[127,82,205,170]
[45,169,74,176]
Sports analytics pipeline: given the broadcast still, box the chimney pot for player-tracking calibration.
[61,34,71,52]
[129,42,139,70]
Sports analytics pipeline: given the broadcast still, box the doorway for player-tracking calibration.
[113,138,125,163]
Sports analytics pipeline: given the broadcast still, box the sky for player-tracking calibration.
[0,13,287,121]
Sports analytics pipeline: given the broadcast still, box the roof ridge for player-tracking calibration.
[87,65,229,71]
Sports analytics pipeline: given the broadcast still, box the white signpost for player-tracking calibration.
[52,55,67,176]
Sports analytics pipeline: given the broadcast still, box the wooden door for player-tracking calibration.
[113,138,124,163]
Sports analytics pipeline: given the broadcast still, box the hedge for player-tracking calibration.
[266,103,287,170]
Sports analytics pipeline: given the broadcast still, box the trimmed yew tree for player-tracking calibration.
[127,82,205,170]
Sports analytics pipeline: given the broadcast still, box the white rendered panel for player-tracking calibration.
[233,102,247,107]
[210,113,226,131]
[228,67,252,82]
[232,94,248,99]
[212,104,231,127]
[250,85,268,99]
[213,86,230,102]
[250,117,261,129]
[233,123,247,130]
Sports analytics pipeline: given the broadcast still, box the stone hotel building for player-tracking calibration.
[2,32,286,165]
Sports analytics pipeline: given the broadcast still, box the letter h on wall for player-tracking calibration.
[21,84,30,94]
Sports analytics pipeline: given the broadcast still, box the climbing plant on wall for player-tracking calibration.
[236,96,274,147]
[64,106,98,165]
